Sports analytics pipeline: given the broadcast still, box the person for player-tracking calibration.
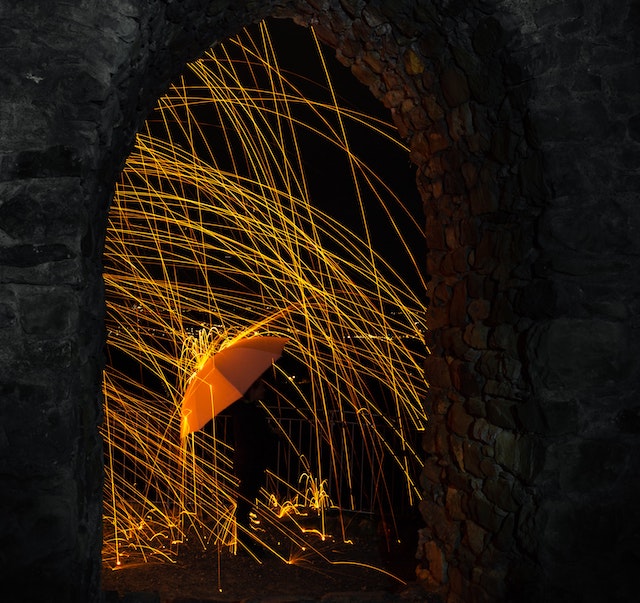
[226,375,278,556]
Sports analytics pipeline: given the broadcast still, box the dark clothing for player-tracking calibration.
[229,398,276,480]
[226,397,277,538]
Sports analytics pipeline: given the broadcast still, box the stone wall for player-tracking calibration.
[0,1,637,602]
[507,1,640,599]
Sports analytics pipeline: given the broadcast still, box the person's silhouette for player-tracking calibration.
[227,377,277,555]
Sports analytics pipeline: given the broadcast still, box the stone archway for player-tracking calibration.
[1,1,638,603]
[0,1,540,600]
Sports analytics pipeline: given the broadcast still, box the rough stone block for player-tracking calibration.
[419,498,447,535]
[434,280,452,304]
[470,182,498,215]
[463,323,489,349]
[483,476,517,513]
[473,229,495,271]
[477,350,501,379]
[435,515,463,556]
[446,465,473,494]
[403,48,424,75]
[462,439,486,479]
[447,566,464,600]
[445,486,466,521]
[448,403,474,437]
[447,102,474,142]
[421,421,437,456]
[361,49,384,74]
[19,288,77,336]
[533,0,584,27]
[488,323,517,355]
[470,417,499,444]
[435,395,453,417]
[469,490,505,533]
[482,379,512,398]
[466,272,484,298]
[442,327,470,358]
[449,433,464,469]
[479,458,500,479]
[464,519,488,555]
[0,178,85,242]
[449,280,468,325]
[421,93,445,122]
[464,396,486,418]
[440,65,470,107]
[428,121,451,154]
[467,298,490,322]
[350,61,378,87]
[421,456,444,485]
[452,247,470,272]
[423,539,447,583]
[450,359,482,397]
[486,399,516,430]
[440,251,456,276]
[495,431,541,482]
[0,255,85,287]
[424,355,452,388]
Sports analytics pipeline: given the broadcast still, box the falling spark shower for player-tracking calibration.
[102,20,429,570]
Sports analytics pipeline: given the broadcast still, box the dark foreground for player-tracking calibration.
[102,519,438,603]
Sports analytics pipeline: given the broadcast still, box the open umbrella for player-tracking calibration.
[180,335,288,439]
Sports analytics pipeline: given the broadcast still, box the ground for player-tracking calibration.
[102,511,425,602]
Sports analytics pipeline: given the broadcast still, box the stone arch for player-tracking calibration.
[1,1,638,603]
[99,4,542,599]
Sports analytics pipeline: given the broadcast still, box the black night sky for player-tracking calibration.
[216,17,425,294]
[266,17,424,292]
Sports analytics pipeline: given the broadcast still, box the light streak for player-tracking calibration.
[101,18,429,583]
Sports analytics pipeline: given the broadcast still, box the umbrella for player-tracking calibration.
[180,335,288,439]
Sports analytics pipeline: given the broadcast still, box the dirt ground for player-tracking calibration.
[102,512,422,602]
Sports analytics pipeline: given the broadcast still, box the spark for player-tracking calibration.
[101,18,429,582]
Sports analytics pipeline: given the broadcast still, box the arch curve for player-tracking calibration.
[2,1,637,602]
[100,7,543,597]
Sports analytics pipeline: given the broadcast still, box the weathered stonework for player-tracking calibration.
[0,1,638,602]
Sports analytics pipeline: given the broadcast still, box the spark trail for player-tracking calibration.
[102,19,428,572]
